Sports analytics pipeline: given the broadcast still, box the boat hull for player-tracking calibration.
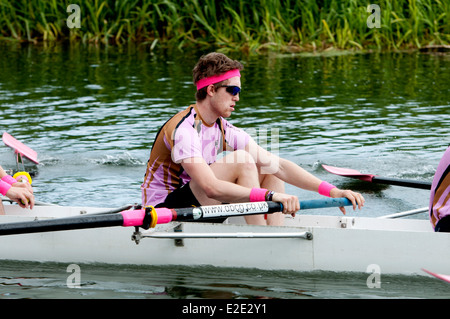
[0,204,447,276]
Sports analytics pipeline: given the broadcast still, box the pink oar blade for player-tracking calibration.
[321,164,374,182]
[2,132,39,164]
[322,164,431,189]
[422,269,450,284]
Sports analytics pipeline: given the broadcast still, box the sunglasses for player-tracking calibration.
[218,85,241,96]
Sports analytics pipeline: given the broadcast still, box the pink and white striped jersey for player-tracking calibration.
[430,146,450,229]
[141,104,250,206]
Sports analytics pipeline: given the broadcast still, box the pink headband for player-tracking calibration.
[196,69,241,90]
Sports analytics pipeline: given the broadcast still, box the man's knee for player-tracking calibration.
[210,151,258,183]
[221,150,255,165]
[234,151,258,175]
[260,173,285,191]
[218,150,257,173]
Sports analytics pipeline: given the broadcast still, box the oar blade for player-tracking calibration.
[322,164,374,182]
[423,269,450,284]
[322,164,431,189]
[2,132,39,164]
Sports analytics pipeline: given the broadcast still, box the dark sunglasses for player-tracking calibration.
[218,85,241,96]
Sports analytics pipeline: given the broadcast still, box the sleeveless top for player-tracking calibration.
[430,146,450,229]
[141,104,250,206]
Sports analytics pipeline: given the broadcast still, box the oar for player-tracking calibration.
[2,132,39,165]
[0,198,352,236]
[322,164,431,190]
[422,269,450,284]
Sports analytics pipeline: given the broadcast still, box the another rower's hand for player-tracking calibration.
[272,193,299,216]
[12,181,33,194]
[6,186,35,209]
[330,188,365,215]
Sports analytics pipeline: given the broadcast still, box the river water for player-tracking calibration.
[0,42,449,300]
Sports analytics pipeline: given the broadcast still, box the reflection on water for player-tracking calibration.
[1,261,450,299]
[1,44,448,159]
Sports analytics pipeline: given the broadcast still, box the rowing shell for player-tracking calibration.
[0,203,447,276]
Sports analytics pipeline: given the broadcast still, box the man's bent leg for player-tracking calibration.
[260,174,285,226]
[189,150,267,225]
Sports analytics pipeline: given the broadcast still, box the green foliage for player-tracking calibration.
[0,0,448,53]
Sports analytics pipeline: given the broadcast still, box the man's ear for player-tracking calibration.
[206,84,215,97]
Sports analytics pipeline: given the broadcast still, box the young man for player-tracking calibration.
[430,146,450,232]
[141,52,364,225]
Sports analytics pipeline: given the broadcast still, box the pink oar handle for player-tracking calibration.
[121,209,146,227]
[120,208,174,228]
[155,208,174,224]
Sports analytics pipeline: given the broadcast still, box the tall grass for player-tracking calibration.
[0,0,448,53]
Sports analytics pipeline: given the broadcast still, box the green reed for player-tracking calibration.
[0,0,448,53]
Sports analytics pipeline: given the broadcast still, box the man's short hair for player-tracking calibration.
[192,52,244,101]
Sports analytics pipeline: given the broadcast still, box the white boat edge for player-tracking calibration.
[0,203,447,277]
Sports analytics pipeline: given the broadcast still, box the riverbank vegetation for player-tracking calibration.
[0,0,448,54]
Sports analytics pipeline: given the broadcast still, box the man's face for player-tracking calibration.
[210,76,241,118]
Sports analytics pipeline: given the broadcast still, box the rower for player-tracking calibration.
[141,52,364,226]
[430,145,450,232]
[0,165,34,212]
[0,133,38,212]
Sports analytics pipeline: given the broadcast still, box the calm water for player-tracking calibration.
[2,261,450,299]
[0,42,449,299]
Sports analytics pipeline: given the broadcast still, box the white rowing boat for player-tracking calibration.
[0,201,445,277]
[2,133,446,278]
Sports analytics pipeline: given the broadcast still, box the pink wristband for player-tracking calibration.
[0,180,12,196]
[1,175,17,185]
[318,181,336,197]
[249,188,267,202]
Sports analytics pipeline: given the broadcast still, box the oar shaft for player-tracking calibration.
[162,198,352,222]
[167,201,282,222]
[0,213,125,236]
[0,198,353,236]
[299,198,351,210]
[372,177,431,190]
